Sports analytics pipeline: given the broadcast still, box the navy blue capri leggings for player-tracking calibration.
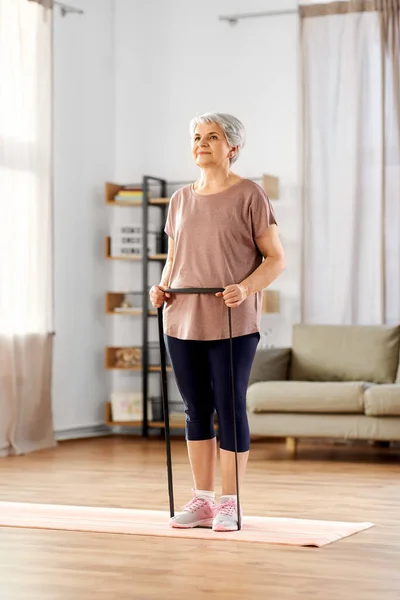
[164,332,260,453]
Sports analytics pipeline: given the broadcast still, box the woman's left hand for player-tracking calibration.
[215,284,249,308]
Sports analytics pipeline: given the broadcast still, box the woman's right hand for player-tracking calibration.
[149,285,171,308]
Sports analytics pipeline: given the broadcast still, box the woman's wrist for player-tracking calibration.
[240,283,251,298]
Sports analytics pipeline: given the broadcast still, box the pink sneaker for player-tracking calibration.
[169,491,217,529]
[213,497,243,532]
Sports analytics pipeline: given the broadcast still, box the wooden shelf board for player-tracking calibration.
[104,420,186,429]
[150,198,170,205]
[106,309,142,316]
[105,366,173,372]
[105,366,172,372]
[106,309,158,316]
[150,421,218,430]
[105,366,141,371]
[149,421,186,429]
[149,254,168,261]
[105,256,168,262]
[106,255,141,261]
[106,198,170,207]
[106,419,144,427]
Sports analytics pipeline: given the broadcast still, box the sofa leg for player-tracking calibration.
[371,440,390,448]
[286,437,298,457]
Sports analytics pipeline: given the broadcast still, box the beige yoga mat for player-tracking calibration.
[0,502,374,547]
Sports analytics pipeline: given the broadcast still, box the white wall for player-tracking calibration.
[52,0,115,434]
[52,0,302,432]
[115,0,301,348]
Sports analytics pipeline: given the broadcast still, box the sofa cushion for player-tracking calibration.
[364,385,400,416]
[247,381,367,414]
[289,324,400,384]
[248,347,291,387]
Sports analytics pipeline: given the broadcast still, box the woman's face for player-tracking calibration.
[191,122,235,168]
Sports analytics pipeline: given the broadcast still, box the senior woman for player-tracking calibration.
[149,112,285,532]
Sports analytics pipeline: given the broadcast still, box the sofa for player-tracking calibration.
[246,324,400,456]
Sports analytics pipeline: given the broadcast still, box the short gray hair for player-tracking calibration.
[189,112,246,166]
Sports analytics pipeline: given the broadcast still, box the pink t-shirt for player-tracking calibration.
[163,178,277,340]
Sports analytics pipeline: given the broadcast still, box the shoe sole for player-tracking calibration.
[170,518,214,529]
[213,523,238,532]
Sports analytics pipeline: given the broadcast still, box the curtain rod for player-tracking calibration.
[54,1,84,16]
[219,9,298,25]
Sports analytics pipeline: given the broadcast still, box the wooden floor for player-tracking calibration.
[0,436,399,600]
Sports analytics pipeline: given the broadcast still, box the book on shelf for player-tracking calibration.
[114,190,151,202]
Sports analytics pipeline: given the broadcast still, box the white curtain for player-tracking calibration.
[382,3,400,324]
[301,2,400,325]
[0,0,55,456]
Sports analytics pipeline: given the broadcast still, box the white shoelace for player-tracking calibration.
[184,498,208,513]
[218,499,236,516]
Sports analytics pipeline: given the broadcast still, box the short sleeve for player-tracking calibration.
[164,191,177,239]
[250,186,277,239]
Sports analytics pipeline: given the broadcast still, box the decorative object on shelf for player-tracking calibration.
[106,345,171,369]
[106,292,145,314]
[262,174,279,199]
[104,236,167,261]
[111,392,152,421]
[109,290,153,313]
[112,223,160,236]
[119,294,133,310]
[110,223,161,257]
[115,348,141,368]
[262,290,280,314]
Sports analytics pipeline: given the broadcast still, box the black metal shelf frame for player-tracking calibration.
[142,175,168,437]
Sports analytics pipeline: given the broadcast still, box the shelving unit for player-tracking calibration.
[105,177,175,436]
[104,173,281,436]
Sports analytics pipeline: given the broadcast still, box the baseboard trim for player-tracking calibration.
[55,424,111,441]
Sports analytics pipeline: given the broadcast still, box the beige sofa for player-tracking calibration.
[247,324,400,455]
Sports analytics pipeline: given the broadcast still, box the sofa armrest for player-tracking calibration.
[248,347,292,387]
